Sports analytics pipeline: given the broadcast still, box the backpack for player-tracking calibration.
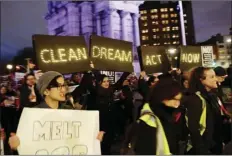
[120,112,155,155]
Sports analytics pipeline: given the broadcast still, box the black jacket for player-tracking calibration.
[20,84,42,108]
[185,92,224,154]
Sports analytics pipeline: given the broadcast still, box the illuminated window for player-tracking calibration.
[142,29,148,33]
[171,13,177,18]
[163,27,170,32]
[140,10,147,14]
[142,35,149,40]
[140,16,147,21]
[151,15,158,19]
[172,26,179,31]
[170,8,174,12]
[153,35,160,39]
[162,20,169,24]
[143,22,148,26]
[143,44,148,46]
[160,8,168,12]
[172,34,179,38]
[183,14,186,17]
[171,19,178,23]
[152,28,159,32]
[173,41,177,44]
[164,34,170,38]
[184,20,187,23]
[150,9,158,13]
[152,21,159,25]
[161,14,169,18]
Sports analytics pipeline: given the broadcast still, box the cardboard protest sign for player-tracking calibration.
[15,72,25,82]
[100,71,115,84]
[201,46,214,67]
[90,35,133,72]
[179,46,214,71]
[68,85,79,93]
[17,108,101,155]
[33,35,90,74]
[138,46,171,74]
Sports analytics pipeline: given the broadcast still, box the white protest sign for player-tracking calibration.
[68,85,79,93]
[201,46,214,67]
[15,72,25,81]
[17,108,101,155]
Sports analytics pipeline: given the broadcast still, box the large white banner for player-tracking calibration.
[16,108,101,155]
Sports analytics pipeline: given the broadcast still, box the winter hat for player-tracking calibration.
[214,66,227,77]
[37,71,62,96]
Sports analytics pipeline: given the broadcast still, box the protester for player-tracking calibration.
[19,73,42,108]
[122,76,186,155]
[0,86,8,105]
[69,73,82,86]
[185,67,226,154]
[8,71,104,151]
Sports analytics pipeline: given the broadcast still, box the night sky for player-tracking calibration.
[0,1,231,61]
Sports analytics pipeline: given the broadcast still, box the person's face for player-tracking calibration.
[0,87,7,94]
[101,77,110,89]
[163,93,182,108]
[73,74,81,83]
[46,77,67,102]
[183,80,189,89]
[216,76,227,83]
[201,69,218,91]
[151,77,159,86]
[26,75,36,86]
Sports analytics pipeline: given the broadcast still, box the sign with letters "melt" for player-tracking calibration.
[33,35,90,74]
[138,46,171,74]
[90,35,134,72]
[16,108,101,155]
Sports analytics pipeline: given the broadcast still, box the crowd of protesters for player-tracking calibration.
[1,64,232,155]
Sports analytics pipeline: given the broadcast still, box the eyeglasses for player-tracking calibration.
[49,83,68,91]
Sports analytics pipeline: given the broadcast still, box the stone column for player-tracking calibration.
[96,14,101,36]
[106,8,118,38]
[79,2,93,45]
[120,11,130,41]
[132,13,140,47]
[66,2,80,36]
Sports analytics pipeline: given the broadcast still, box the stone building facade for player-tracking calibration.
[45,1,144,73]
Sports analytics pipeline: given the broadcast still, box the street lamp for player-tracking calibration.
[6,64,13,70]
[226,38,231,43]
[168,48,177,54]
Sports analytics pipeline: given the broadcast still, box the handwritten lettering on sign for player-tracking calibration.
[92,46,132,62]
[181,53,200,63]
[33,121,81,141]
[16,108,100,155]
[40,48,87,64]
[145,55,162,65]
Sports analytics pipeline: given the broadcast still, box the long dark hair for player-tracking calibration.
[188,67,212,94]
